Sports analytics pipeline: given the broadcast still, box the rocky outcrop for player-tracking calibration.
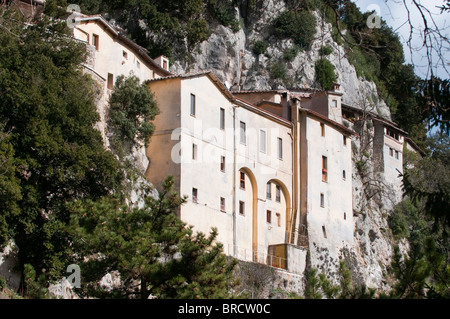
[171,5,391,120]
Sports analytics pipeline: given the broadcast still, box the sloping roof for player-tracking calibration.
[147,71,292,127]
[341,103,407,135]
[299,108,357,137]
[74,14,172,77]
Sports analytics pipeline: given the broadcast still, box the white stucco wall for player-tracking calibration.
[73,21,160,84]
[305,116,354,267]
[148,74,293,263]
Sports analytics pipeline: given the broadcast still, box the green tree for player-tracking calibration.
[69,176,237,299]
[315,58,337,90]
[0,8,123,283]
[388,132,450,299]
[273,9,317,50]
[108,74,159,152]
[0,125,22,248]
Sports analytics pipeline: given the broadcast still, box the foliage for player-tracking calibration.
[403,132,450,228]
[319,45,333,56]
[108,74,159,151]
[0,7,123,285]
[315,58,337,90]
[207,0,240,32]
[23,264,51,299]
[0,126,22,248]
[69,176,237,299]
[304,262,376,299]
[283,45,299,62]
[272,9,316,50]
[252,40,268,55]
[387,132,450,298]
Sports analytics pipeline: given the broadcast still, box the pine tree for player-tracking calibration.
[69,176,237,299]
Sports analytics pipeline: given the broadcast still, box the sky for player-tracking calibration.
[352,0,449,79]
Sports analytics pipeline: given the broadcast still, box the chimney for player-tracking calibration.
[155,55,169,71]
[331,82,340,92]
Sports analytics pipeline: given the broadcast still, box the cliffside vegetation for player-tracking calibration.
[0,1,448,299]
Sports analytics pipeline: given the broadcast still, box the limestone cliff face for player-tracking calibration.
[171,3,391,120]
[168,2,401,291]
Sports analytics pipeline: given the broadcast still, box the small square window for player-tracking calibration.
[190,94,196,117]
[239,201,245,215]
[107,73,114,90]
[266,210,272,224]
[240,121,246,144]
[92,34,99,50]
[332,100,337,108]
[220,108,225,130]
[240,172,245,189]
[220,156,226,172]
[260,130,266,153]
[322,156,328,182]
[192,188,198,203]
[277,137,283,159]
[266,182,272,200]
[192,144,197,160]
[322,225,327,238]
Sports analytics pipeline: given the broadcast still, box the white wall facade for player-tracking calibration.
[305,115,354,267]
[147,74,293,265]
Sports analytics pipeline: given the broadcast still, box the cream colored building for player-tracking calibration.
[234,86,355,270]
[70,13,171,152]
[146,72,297,267]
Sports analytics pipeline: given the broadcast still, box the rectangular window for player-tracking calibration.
[220,197,225,212]
[192,144,197,160]
[220,108,225,130]
[266,182,272,200]
[266,210,272,224]
[192,188,198,203]
[190,94,196,116]
[92,34,99,50]
[343,135,347,146]
[320,193,324,207]
[322,226,327,238]
[276,213,281,227]
[389,147,394,157]
[240,172,245,189]
[332,100,337,107]
[220,156,226,172]
[277,137,283,159]
[260,130,266,153]
[343,170,346,180]
[276,185,281,202]
[136,60,140,69]
[322,156,328,182]
[320,123,325,137]
[123,50,128,59]
[395,150,399,159]
[240,121,246,144]
[239,201,245,215]
[107,73,114,90]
